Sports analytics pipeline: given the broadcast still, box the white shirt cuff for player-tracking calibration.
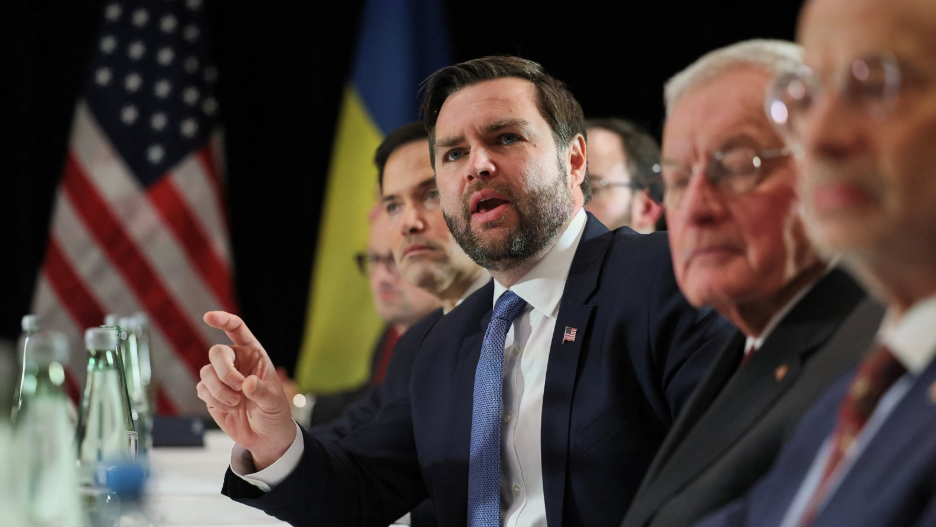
[230,422,305,492]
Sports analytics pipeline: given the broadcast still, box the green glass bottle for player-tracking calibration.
[76,327,138,487]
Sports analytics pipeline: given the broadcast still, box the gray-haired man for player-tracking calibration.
[621,39,884,527]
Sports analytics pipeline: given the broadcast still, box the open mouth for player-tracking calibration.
[470,190,512,223]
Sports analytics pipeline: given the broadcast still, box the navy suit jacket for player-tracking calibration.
[695,342,936,527]
[307,309,445,444]
[223,215,733,527]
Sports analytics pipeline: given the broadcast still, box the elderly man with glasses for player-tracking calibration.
[620,39,885,527]
[694,0,936,525]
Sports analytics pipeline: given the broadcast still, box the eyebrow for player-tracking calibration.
[433,117,536,151]
[381,177,436,202]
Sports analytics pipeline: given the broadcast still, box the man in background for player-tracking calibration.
[695,0,936,524]
[584,117,665,232]
[622,39,882,527]
[305,206,441,426]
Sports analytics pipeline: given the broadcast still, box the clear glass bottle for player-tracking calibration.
[12,314,42,422]
[120,316,152,471]
[15,331,88,527]
[76,327,138,488]
[133,312,155,412]
[100,322,139,452]
[0,338,30,526]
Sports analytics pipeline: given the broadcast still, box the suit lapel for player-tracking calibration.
[542,216,610,527]
[632,270,866,523]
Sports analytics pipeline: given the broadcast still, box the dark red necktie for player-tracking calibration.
[799,343,906,525]
[737,342,756,371]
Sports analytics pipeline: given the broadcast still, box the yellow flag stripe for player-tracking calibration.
[296,85,384,392]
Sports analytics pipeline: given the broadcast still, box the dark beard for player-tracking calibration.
[443,159,574,273]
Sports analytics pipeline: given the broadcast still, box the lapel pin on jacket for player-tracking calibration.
[775,364,789,382]
[563,326,577,344]
[927,381,936,405]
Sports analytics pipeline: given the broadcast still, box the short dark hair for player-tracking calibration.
[420,56,590,203]
[375,122,429,191]
[585,117,663,204]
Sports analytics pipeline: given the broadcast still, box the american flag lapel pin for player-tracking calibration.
[563,326,577,344]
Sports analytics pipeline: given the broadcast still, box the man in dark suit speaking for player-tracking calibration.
[621,39,884,527]
[196,56,732,527]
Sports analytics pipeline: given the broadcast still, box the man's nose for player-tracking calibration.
[400,203,426,234]
[799,90,867,162]
[679,170,728,226]
[465,147,496,184]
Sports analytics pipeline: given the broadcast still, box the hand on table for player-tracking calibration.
[197,311,296,471]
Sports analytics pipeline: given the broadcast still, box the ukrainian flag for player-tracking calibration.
[296,0,451,392]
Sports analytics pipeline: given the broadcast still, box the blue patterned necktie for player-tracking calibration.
[467,290,527,527]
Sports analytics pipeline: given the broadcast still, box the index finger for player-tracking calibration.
[204,311,261,348]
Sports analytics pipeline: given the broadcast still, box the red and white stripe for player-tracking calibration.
[31,101,237,415]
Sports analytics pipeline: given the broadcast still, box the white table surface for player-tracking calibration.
[146,430,288,527]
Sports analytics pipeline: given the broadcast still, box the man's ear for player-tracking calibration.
[632,190,665,234]
[567,134,587,190]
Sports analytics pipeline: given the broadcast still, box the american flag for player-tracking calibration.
[30,0,236,415]
[563,326,577,344]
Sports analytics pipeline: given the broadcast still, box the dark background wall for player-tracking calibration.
[6,0,805,372]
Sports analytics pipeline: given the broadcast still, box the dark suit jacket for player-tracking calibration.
[307,326,400,428]
[223,215,734,527]
[695,350,936,527]
[621,269,885,527]
[306,310,444,527]
[308,311,444,442]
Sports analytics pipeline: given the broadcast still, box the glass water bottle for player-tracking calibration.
[76,327,138,487]
[119,315,152,470]
[12,314,42,422]
[15,331,88,527]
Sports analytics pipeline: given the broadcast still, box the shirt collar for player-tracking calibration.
[448,270,492,314]
[493,208,588,319]
[744,263,835,354]
[878,293,936,374]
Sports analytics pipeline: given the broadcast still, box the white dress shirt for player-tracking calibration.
[230,209,590,526]
[779,292,936,527]
[493,207,587,527]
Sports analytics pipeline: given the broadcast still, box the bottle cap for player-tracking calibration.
[26,331,70,365]
[85,327,119,351]
[119,316,137,333]
[21,315,42,333]
[133,312,149,328]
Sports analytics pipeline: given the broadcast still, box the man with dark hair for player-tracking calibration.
[584,118,665,232]
[306,206,441,427]
[198,56,731,527]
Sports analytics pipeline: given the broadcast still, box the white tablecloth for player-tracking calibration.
[146,430,288,527]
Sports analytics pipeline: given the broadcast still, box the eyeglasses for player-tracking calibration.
[588,177,643,194]
[354,251,396,276]
[766,51,902,140]
[661,147,791,208]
